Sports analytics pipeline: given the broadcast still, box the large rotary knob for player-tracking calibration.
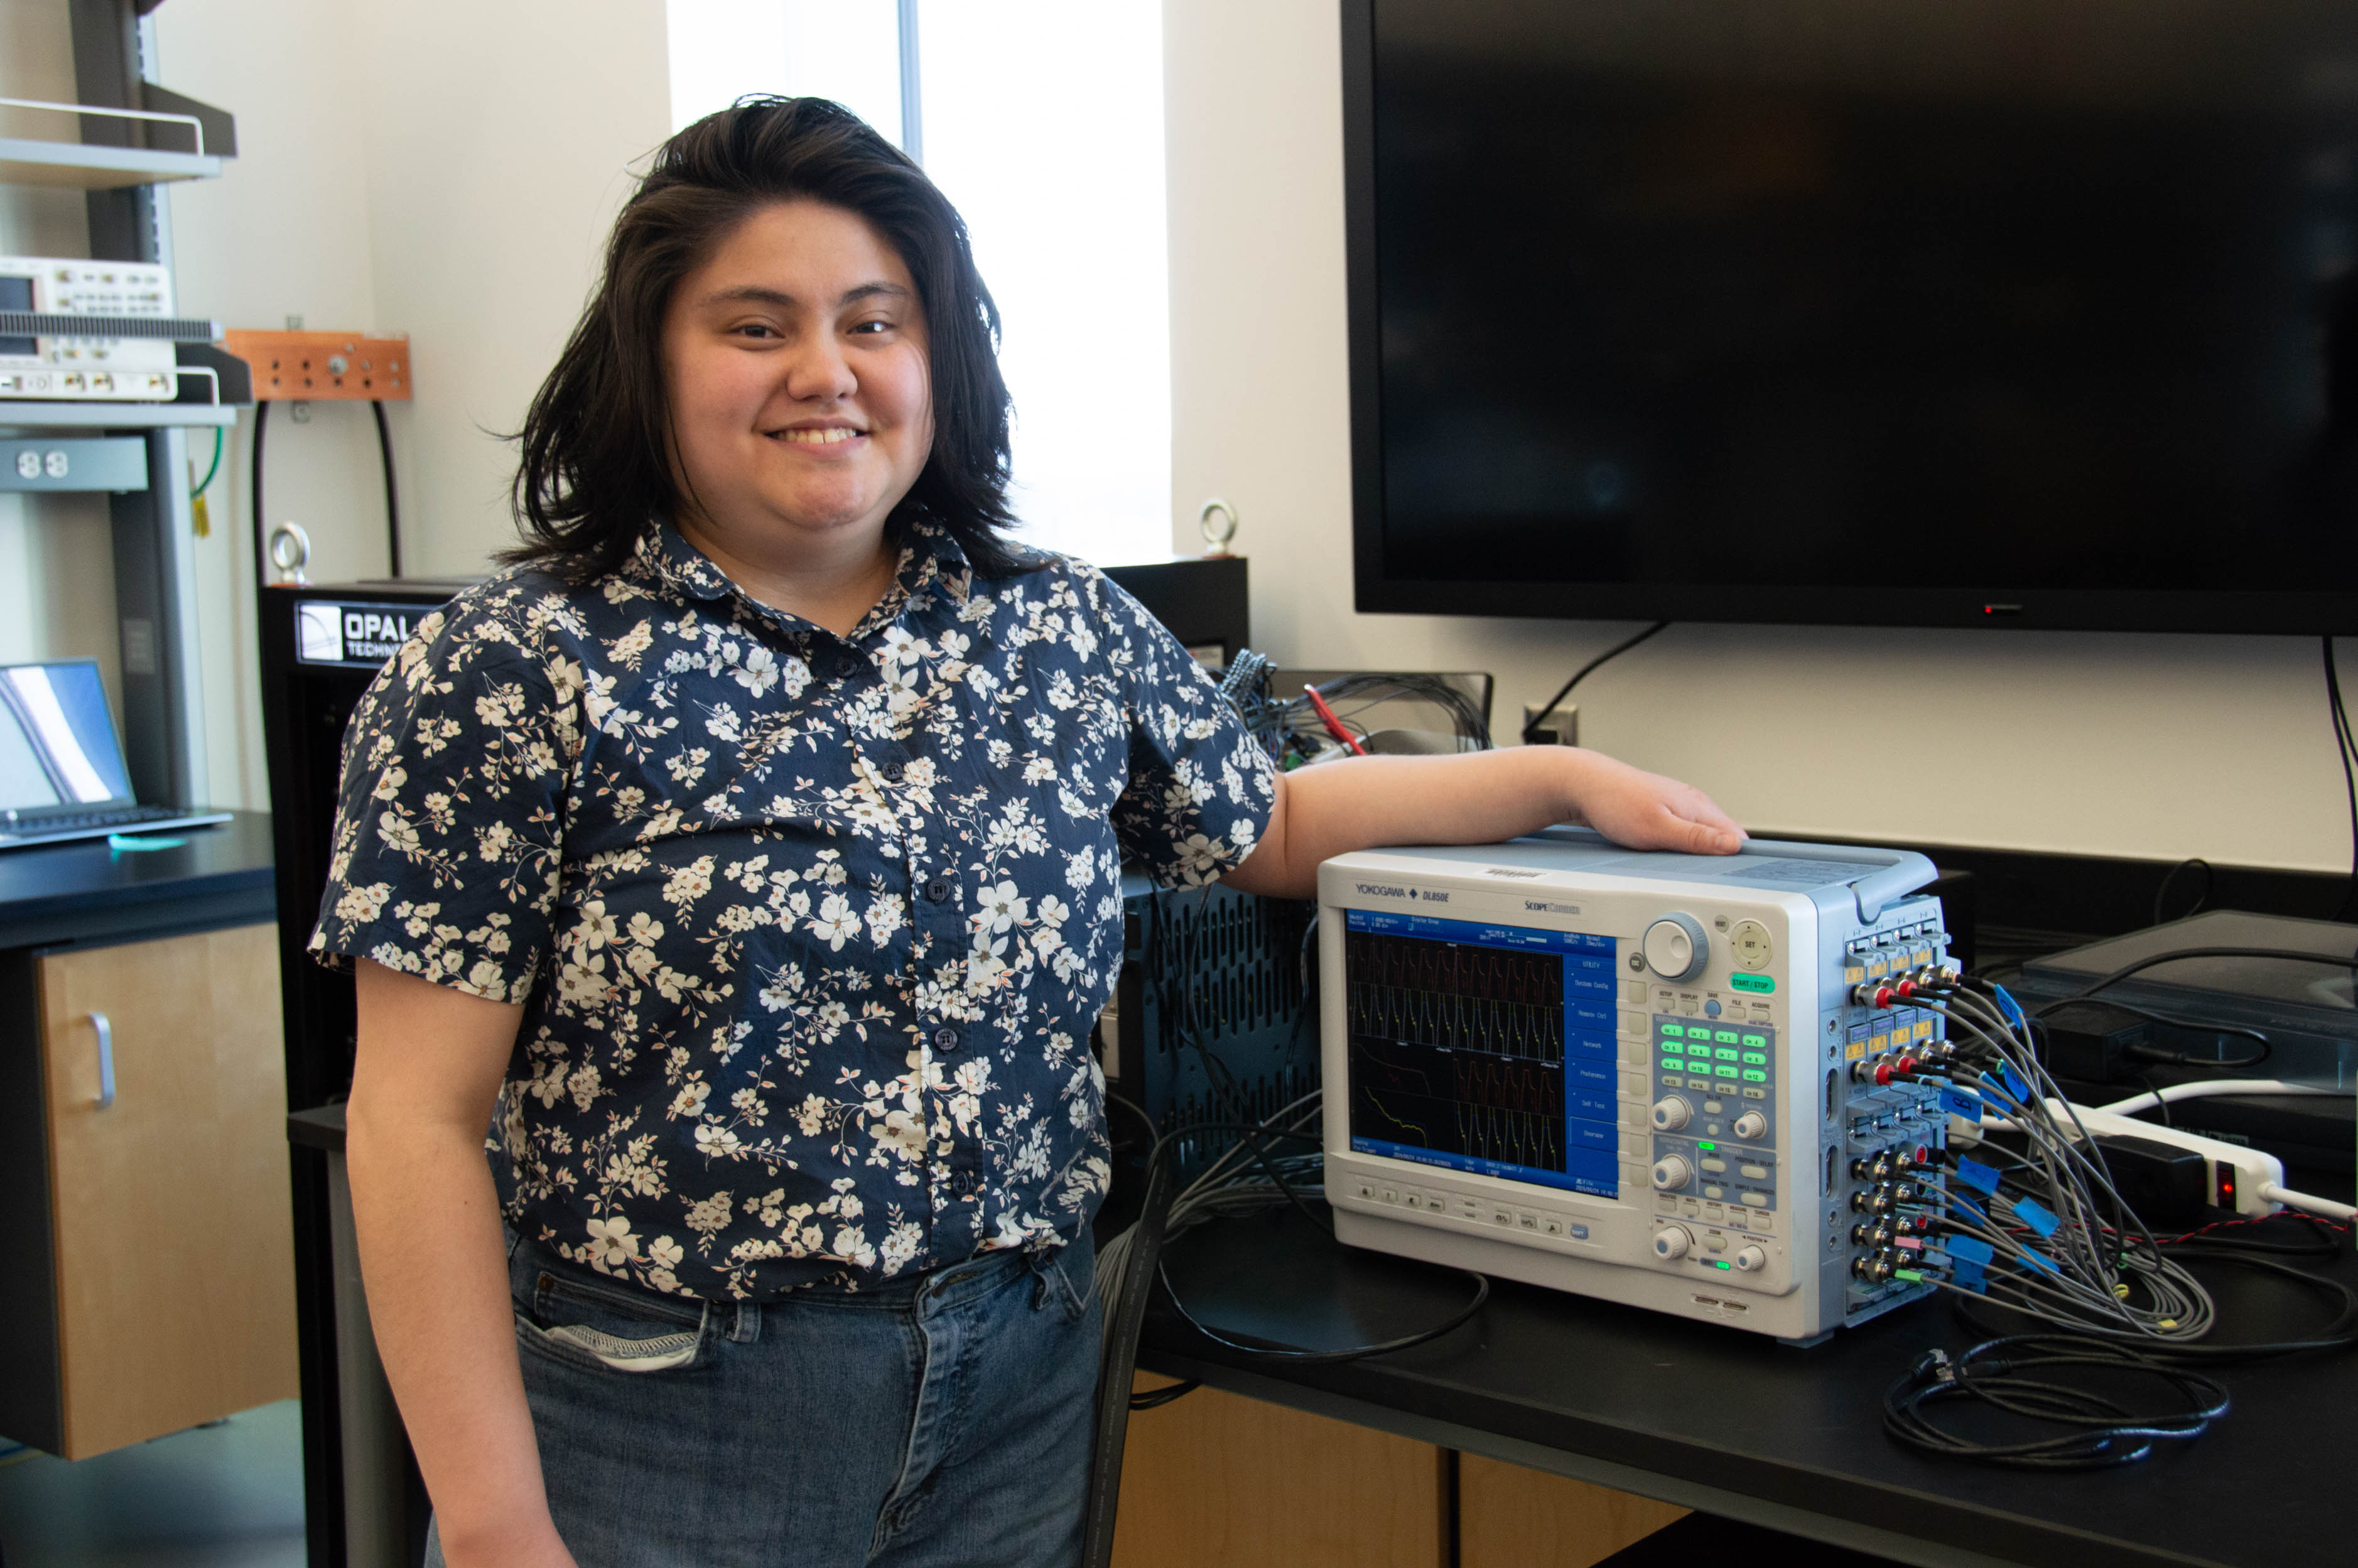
[1653,1226,1693,1261]
[1651,1154,1693,1191]
[1651,1095,1693,1132]
[1642,913,1709,983]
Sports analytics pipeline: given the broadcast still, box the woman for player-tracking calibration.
[316,98,1743,1568]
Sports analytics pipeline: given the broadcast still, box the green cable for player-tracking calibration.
[191,424,224,497]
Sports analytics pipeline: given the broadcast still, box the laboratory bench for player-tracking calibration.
[1123,1195,2355,1568]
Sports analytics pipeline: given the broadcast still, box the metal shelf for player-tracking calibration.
[0,135,221,190]
[0,401,237,430]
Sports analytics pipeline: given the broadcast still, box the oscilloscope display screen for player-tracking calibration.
[1343,909,1620,1198]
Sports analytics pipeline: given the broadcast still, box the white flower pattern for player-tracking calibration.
[310,523,1275,1298]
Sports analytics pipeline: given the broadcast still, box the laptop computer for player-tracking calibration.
[0,659,232,850]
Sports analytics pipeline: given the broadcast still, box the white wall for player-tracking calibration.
[143,0,671,809]
[1163,0,2354,873]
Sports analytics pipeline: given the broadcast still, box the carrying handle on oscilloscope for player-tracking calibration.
[1528,825,1937,924]
[1719,836,1939,924]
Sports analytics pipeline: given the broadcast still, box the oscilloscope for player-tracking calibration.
[1320,828,1952,1344]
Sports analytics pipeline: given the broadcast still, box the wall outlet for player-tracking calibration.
[1522,703,1578,746]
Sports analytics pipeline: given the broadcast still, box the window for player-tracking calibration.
[666,1,1171,568]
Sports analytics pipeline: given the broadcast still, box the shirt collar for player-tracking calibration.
[630,519,975,637]
[631,523,738,605]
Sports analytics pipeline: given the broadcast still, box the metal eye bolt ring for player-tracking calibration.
[1198,498,1238,553]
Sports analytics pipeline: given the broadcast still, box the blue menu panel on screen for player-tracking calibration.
[1342,909,1620,1198]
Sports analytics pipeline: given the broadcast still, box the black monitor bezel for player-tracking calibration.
[1339,0,2358,637]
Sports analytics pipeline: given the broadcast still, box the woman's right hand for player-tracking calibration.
[348,960,565,1568]
[438,1519,580,1568]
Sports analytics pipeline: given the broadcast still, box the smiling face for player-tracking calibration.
[661,199,934,578]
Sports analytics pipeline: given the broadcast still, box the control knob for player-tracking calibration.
[1651,1095,1693,1132]
[1731,1245,1767,1273]
[1650,1154,1694,1191]
[1641,912,1709,983]
[1653,1226,1693,1261]
[1731,1110,1768,1141]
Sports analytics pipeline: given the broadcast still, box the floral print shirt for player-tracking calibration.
[310,522,1277,1299]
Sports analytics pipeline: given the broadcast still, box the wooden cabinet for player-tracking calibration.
[1115,1378,1448,1567]
[1115,1377,1687,1568]
[0,923,298,1459]
[1459,1456,1689,1568]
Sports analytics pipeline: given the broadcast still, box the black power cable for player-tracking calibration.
[371,399,401,578]
[1084,1093,1177,1568]
[249,398,403,587]
[1884,1336,2231,1469]
[2330,637,2358,921]
[1083,1096,1491,1568]
[2035,946,2358,1013]
[2151,857,2213,926]
[247,398,270,593]
[1521,621,1670,745]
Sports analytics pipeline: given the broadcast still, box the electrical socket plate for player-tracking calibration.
[1522,703,1577,746]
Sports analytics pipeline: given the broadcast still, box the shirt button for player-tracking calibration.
[882,760,906,783]
[933,1026,960,1052]
[925,876,953,903]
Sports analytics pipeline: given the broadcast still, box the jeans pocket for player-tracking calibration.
[516,1265,711,1376]
[1034,1235,1096,1324]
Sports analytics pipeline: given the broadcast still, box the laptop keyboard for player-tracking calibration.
[9,804,179,833]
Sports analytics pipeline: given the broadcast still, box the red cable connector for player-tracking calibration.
[1302,685,1369,756]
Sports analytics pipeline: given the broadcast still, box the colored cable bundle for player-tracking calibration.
[1847,965,2358,1465]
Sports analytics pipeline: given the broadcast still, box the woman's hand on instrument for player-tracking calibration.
[1561,750,1744,855]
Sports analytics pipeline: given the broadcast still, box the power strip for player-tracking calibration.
[1968,1101,2286,1218]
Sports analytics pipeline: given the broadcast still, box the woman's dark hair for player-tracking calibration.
[508,96,1024,580]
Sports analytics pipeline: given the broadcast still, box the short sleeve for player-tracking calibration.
[307,600,575,1004]
[1088,569,1280,888]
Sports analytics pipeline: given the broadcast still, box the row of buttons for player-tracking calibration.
[1352,1181,1591,1241]
[1665,1042,1769,1066]
[1661,1023,1769,1049]
[1657,1060,1769,1082]
[1660,1072,1767,1098]
[1654,987,1774,1024]
[1658,1193,1774,1231]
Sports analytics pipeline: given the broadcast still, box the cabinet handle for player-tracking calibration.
[88,1011,114,1109]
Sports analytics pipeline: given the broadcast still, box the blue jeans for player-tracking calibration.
[425,1229,1100,1567]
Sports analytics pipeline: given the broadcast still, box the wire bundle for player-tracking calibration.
[1095,1091,1324,1384]
[1883,1338,2231,1468]
[1912,981,2217,1339]
[1216,651,1492,764]
[1846,967,2358,1464]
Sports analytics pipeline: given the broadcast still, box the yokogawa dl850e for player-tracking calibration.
[1319,828,1953,1344]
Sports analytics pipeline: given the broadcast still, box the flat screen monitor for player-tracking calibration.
[1344,0,2358,633]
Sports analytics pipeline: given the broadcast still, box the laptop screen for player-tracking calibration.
[0,661,134,811]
